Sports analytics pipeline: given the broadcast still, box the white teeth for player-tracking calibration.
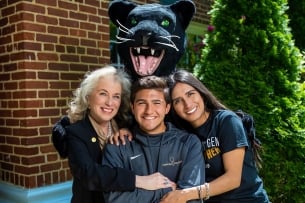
[136,47,140,54]
[151,49,155,55]
[103,108,112,113]
[187,107,196,114]
[135,56,139,67]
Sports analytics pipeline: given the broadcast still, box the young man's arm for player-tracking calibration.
[160,133,206,203]
[102,142,172,203]
[176,134,205,190]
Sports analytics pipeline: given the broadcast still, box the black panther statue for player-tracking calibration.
[52,0,195,158]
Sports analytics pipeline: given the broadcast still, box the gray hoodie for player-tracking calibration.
[102,122,205,203]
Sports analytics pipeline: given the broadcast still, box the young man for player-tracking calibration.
[102,76,205,203]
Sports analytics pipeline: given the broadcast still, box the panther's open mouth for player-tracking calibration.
[130,47,165,76]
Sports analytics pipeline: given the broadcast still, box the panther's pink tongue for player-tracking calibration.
[137,55,156,75]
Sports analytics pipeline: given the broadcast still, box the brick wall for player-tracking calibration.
[0,0,110,189]
[193,0,213,24]
[0,0,211,189]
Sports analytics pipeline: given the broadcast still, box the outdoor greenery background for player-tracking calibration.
[178,0,305,202]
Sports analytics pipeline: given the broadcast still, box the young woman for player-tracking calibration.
[65,66,171,203]
[160,69,269,203]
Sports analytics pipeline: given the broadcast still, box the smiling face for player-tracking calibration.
[131,89,170,134]
[108,0,195,80]
[171,82,208,128]
[87,76,122,125]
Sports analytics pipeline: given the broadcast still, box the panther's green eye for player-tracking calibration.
[131,17,137,25]
[161,19,170,27]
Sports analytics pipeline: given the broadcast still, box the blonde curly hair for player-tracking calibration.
[67,65,131,125]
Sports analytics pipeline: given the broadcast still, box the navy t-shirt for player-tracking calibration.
[194,110,269,203]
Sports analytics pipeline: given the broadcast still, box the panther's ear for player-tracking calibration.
[108,0,137,27]
[170,0,196,30]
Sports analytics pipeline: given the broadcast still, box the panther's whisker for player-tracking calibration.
[115,35,134,44]
[159,35,181,39]
[155,42,179,51]
[114,41,130,44]
[116,20,134,35]
[156,36,179,51]
[118,27,130,35]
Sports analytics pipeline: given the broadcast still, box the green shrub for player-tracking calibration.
[194,0,305,202]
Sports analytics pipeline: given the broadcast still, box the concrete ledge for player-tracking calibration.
[0,181,72,203]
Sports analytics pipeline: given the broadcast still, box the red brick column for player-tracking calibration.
[0,0,110,189]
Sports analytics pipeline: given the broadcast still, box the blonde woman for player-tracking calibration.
[66,66,171,203]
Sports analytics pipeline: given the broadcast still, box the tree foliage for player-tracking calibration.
[195,0,305,202]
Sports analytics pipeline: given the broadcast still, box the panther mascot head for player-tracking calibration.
[52,0,196,158]
[108,0,196,81]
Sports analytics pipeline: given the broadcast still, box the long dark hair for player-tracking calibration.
[167,69,226,131]
[167,69,263,168]
[167,69,227,111]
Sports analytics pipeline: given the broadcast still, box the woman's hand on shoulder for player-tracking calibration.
[109,128,133,145]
